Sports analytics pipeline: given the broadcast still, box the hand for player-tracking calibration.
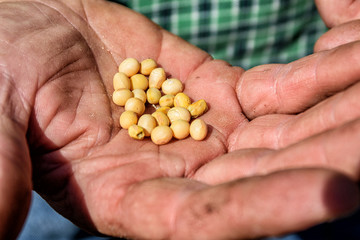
[0,1,359,239]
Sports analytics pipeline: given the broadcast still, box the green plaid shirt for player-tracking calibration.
[109,0,327,69]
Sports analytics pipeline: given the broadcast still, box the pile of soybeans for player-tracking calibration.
[112,58,208,145]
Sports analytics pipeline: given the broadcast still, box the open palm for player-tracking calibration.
[1,1,360,239]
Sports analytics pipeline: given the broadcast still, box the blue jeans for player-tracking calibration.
[18,192,113,240]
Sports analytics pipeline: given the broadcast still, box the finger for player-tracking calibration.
[238,41,360,119]
[257,117,360,181]
[193,148,274,185]
[0,3,42,238]
[230,80,360,150]
[315,0,360,27]
[315,20,360,52]
[197,117,360,184]
[117,169,358,240]
[0,117,32,239]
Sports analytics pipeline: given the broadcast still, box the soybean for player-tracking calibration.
[188,99,208,118]
[113,72,131,90]
[140,59,157,75]
[132,89,147,103]
[138,114,157,137]
[159,95,175,108]
[156,106,171,115]
[162,78,183,95]
[151,125,173,145]
[190,119,207,140]
[119,58,140,77]
[128,124,145,140]
[147,88,162,104]
[120,111,138,129]
[167,107,191,123]
[149,68,166,89]
[152,111,170,126]
[130,74,149,90]
[170,120,190,140]
[112,89,134,106]
[174,92,191,108]
[125,97,145,116]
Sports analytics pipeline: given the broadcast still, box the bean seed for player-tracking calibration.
[190,119,207,140]
[167,107,191,123]
[156,106,171,115]
[120,111,138,129]
[130,74,149,90]
[132,89,147,103]
[138,114,157,137]
[140,59,157,75]
[125,97,145,116]
[152,111,170,126]
[119,58,140,77]
[113,72,131,90]
[112,89,134,106]
[128,124,145,140]
[149,67,166,89]
[146,88,162,104]
[170,120,190,139]
[187,99,208,118]
[161,78,183,95]
[174,92,191,108]
[151,125,173,145]
[159,94,175,108]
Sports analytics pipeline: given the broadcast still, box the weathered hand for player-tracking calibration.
[0,1,359,239]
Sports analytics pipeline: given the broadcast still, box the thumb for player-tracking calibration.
[0,92,32,238]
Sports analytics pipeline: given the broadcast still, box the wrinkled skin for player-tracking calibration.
[1,0,360,239]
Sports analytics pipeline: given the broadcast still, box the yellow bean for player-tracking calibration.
[140,59,157,75]
[130,74,149,90]
[113,72,131,90]
[156,106,171,115]
[161,78,183,95]
[120,111,138,129]
[151,125,173,145]
[170,120,190,139]
[118,58,140,77]
[125,97,145,116]
[128,124,145,140]
[174,92,191,108]
[187,99,208,118]
[149,67,166,89]
[112,89,134,106]
[152,111,170,126]
[190,118,208,140]
[159,94,175,108]
[132,89,147,103]
[138,114,157,137]
[146,88,162,104]
[167,107,191,123]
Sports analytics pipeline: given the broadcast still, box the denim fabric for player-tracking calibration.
[18,192,114,240]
